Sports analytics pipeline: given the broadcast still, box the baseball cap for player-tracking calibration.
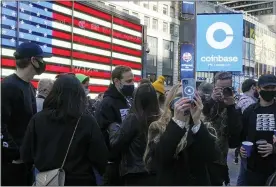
[257,74,276,87]
[13,42,52,59]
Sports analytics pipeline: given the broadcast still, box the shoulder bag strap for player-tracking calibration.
[60,116,82,169]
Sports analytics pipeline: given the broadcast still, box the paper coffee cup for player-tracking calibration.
[242,141,253,157]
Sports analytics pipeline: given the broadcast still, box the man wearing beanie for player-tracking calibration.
[152,76,166,108]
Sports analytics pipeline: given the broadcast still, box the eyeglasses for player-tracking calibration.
[55,72,75,79]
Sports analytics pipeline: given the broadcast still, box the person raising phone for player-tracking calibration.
[144,83,219,186]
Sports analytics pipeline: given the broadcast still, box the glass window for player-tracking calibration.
[133,1,139,5]
[245,42,250,59]
[163,57,173,69]
[147,36,158,50]
[98,1,105,6]
[170,24,174,35]
[147,55,157,66]
[143,2,149,9]
[147,36,157,67]
[153,4,157,11]
[132,12,139,18]
[152,18,158,30]
[173,25,179,37]
[170,41,174,52]
[144,16,150,27]
[122,9,129,14]
[170,6,175,18]
[163,5,168,15]
[250,43,255,61]
[163,22,168,33]
[109,4,116,9]
[163,40,174,70]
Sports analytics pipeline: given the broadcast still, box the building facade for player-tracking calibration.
[219,1,276,16]
[98,1,180,85]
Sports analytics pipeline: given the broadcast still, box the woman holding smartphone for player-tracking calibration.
[144,83,219,186]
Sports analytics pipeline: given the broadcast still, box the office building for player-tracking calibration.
[218,1,276,16]
[98,1,180,85]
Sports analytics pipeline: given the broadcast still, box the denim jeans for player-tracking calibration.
[236,158,247,186]
[93,168,103,186]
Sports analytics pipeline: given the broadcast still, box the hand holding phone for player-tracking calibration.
[174,97,191,123]
[190,92,203,125]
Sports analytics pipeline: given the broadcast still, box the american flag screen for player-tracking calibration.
[1,1,143,98]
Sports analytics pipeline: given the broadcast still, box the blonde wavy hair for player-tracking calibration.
[144,83,217,168]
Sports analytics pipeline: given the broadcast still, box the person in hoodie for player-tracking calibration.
[36,78,54,112]
[75,73,96,115]
[240,74,276,186]
[95,65,135,185]
[109,83,161,185]
[1,42,51,186]
[235,78,258,186]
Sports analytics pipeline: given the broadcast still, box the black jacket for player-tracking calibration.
[241,102,276,174]
[20,109,108,186]
[109,113,148,176]
[1,74,37,163]
[154,120,219,186]
[95,84,131,149]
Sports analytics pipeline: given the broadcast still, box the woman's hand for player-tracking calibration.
[190,92,204,125]
[174,97,191,123]
[273,135,276,144]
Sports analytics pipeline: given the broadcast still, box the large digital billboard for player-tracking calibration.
[196,14,243,72]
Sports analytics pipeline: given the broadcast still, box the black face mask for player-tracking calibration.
[259,90,276,102]
[120,84,135,97]
[32,58,46,75]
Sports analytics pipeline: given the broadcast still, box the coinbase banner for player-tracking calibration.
[196,14,243,72]
[180,43,195,79]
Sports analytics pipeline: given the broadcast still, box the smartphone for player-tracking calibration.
[181,78,196,115]
[181,78,196,100]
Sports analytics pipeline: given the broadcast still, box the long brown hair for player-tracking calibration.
[132,83,161,137]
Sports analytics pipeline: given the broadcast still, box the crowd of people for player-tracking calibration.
[1,42,276,186]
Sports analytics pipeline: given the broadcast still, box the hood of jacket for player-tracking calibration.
[104,84,125,101]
